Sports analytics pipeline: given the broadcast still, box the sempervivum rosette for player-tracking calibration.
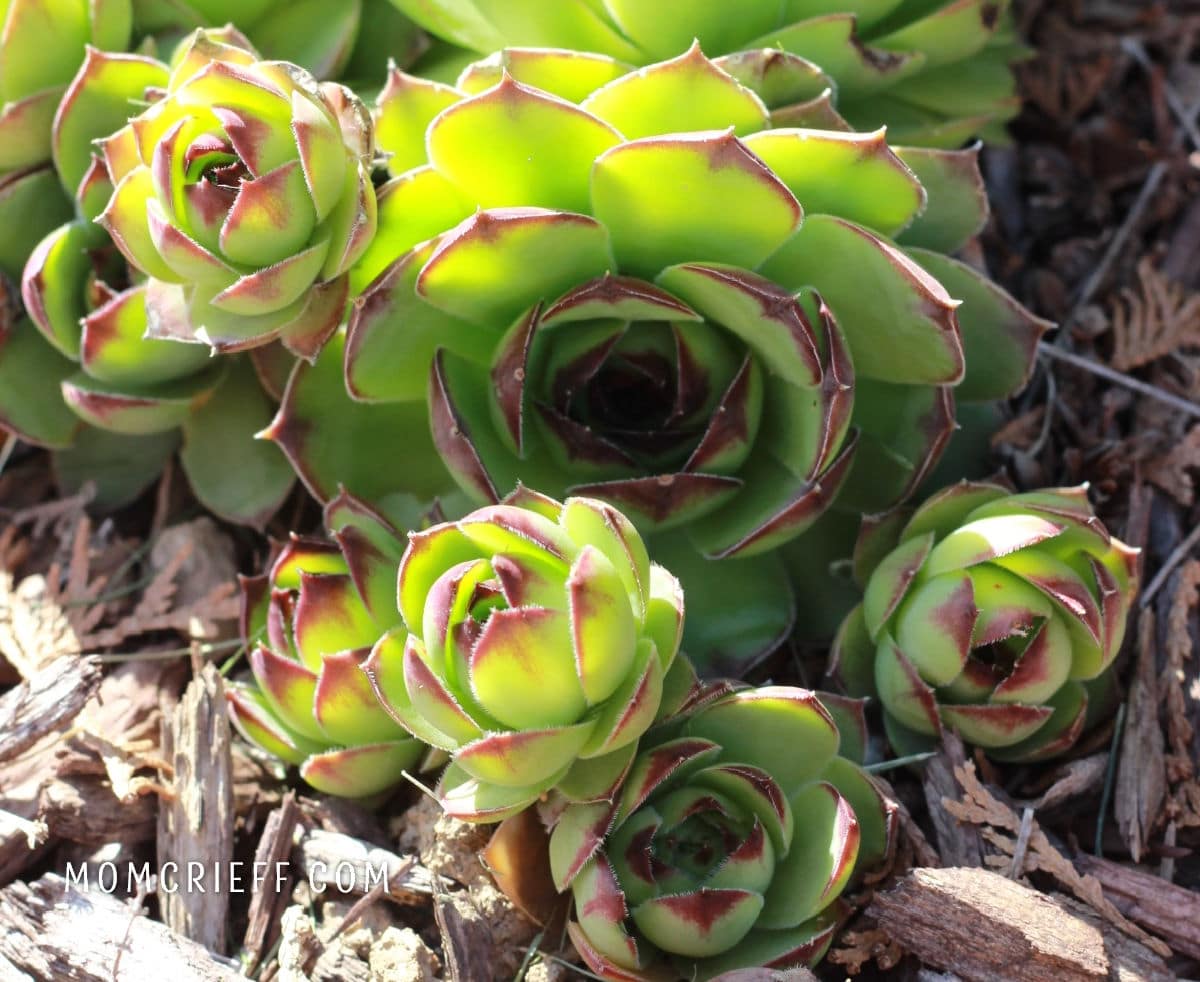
[272,47,1044,671]
[0,34,294,524]
[0,0,131,282]
[228,492,435,797]
[131,0,426,84]
[547,684,891,979]
[365,487,685,822]
[97,30,377,357]
[833,483,1139,761]
[385,0,1024,147]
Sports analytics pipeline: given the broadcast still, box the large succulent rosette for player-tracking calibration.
[131,0,426,84]
[227,491,434,797]
[365,487,685,822]
[98,31,378,356]
[833,483,1139,761]
[0,35,294,523]
[0,0,131,282]
[547,684,891,979]
[386,0,1024,146]
[274,47,1044,670]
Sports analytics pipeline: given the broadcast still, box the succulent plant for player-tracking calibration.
[832,482,1138,761]
[276,47,1043,671]
[364,486,685,822]
[0,0,132,284]
[547,682,892,979]
[0,0,131,175]
[227,491,436,797]
[0,36,294,523]
[131,0,427,85]
[97,30,378,356]
[385,0,1024,147]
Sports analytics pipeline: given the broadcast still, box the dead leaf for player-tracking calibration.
[148,518,238,640]
[1110,258,1200,370]
[1025,753,1108,811]
[483,808,568,932]
[1145,425,1200,505]
[0,572,81,677]
[828,925,903,976]
[1020,49,1115,123]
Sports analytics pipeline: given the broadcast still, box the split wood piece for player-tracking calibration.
[1075,854,1200,961]
[242,792,300,975]
[294,828,440,906]
[922,733,984,867]
[1114,609,1165,861]
[0,656,100,765]
[435,891,493,982]
[0,873,244,980]
[871,867,1172,982]
[157,664,234,955]
[38,774,156,846]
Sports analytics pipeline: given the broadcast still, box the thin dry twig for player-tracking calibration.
[1036,341,1200,419]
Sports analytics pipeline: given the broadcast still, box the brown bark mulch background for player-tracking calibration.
[2,1,1200,979]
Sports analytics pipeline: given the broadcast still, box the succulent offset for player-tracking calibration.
[227,491,434,797]
[0,33,294,522]
[386,0,1024,146]
[98,30,378,356]
[365,486,685,822]
[833,483,1138,760]
[548,683,892,979]
[271,46,1045,668]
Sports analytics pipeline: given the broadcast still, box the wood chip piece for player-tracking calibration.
[923,733,983,867]
[294,828,438,905]
[0,656,100,765]
[1115,610,1166,861]
[871,867,1172,982]
[243,793,300,974]
[435,891,493,982]
[0,873,244,980]
[38,774,156,846]
[1075,854,1200,961]
[156,664,234,955]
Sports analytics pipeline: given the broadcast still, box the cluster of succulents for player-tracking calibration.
[0,1,1145,975]
[0,3,427,518]
[231,488,895,974]
[266,43,1047,670]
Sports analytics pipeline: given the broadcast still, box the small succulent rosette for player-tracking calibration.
[546,683,892,980]
[365,486,685,822]
[386,0,1024,147]
[227,492,433,797]
[833,482,1139,761]
[97,30,378,356]
[0,33,295,524]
